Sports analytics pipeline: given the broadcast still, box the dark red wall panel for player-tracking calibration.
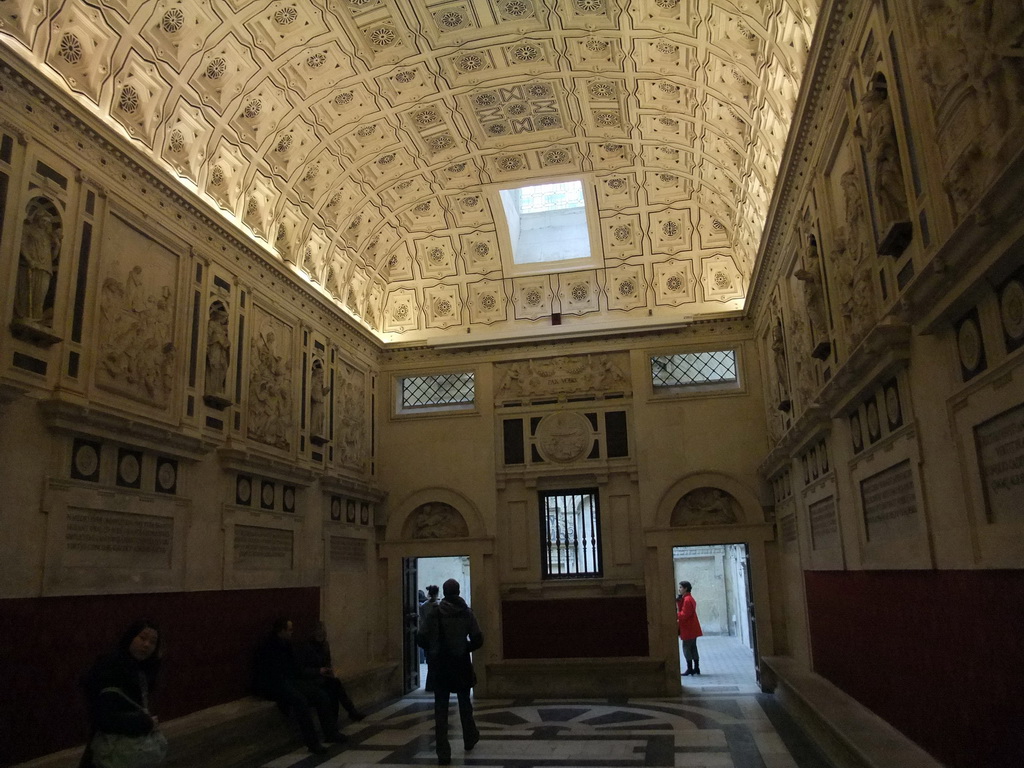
[805,570,1024,768]
[0,587,319,766]
[501,597,648,658]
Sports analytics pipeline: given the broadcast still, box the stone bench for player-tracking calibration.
[760,656,943,768]
[14,663,400,768]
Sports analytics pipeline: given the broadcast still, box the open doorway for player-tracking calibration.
[402,555,471,694]
[673,543,759,690]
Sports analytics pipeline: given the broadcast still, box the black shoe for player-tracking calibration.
[465,734,480,751]
[324,732,348,744]
[682,669,694,676]
[349,710,366,722]
[693,668,701,675]
[438,757,451,765]
[308,743,327,755]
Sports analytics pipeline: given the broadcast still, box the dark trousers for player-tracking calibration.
[321,675,359,718]
[271,680,338,748]
[682,638,700,670]
[432,685,478,760]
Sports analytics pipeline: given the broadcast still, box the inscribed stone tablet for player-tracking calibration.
[809,496,838,551]
[330,536,366,570]
[65,508,173,569]
[234,525,293,570]
[860,460,918,541]
[974,402,1024,524]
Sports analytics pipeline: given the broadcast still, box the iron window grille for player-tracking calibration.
[540,489,602,579]
[651,349,738,388]
[399,372,475,410]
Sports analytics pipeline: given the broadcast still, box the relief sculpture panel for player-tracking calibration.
[494,351,630,401]
[247,307,294,451]
[335,359,367,471]
[96,215,179,408]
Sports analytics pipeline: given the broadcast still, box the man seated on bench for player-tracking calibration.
[253,617,346,755]
[296,622,365,723]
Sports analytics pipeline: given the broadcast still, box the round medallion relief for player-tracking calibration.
[885,386,901,425]
[535,412,593,463]
[237,476,252,504]
[119,453,140,485]
[261,483,275,507]
[283,487,295,510]
[74,443,99,478]
[157,461,177,491]
[957,317,982,371]
[1000,279,1024,341]
[866,400,880,437]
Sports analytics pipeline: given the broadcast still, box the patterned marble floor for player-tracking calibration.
[253,638,834,768]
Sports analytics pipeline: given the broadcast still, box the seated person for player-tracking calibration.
[295,622,365,722]
[253,617,345,754]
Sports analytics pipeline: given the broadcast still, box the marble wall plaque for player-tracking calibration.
[234,525,293,570]
[860,460,918,541]
[329,535,366,570]
[808,496,838,550]
[974,402,1024,524]
[65,508,173,569]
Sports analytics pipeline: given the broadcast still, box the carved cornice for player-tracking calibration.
[38,398,217,460]
[320,474,387,503]
[748,0,851,317]
[217,446,319,487]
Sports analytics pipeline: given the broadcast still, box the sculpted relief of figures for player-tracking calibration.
[769,300,791,413]
[97,264,176,406]
[494,352,630,402]
[407,502,469,539]
[916,1,1024,217]
[12,197,63,343]
[335,360,366,470]
[828,167,878,352]
[247,312,293,451]
[671,488,740,527]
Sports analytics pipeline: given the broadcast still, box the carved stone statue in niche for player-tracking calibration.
[203,300,231,408]
[97,265,176,406]
[861,74,912,256]
[309,357,331,446]
[847,261,878,348]
[793,234,831,360]
[247,325,292,450]
[12,196,63,345]
[409,502,469,539]
[770,306,791,412]
[671,488,739,527]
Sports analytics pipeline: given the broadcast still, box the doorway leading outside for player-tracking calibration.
[409,555,471,692]
[673,543,760,693]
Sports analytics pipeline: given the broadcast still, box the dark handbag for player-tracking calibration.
[89,688,168,768]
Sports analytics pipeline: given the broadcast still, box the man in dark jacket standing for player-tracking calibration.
[416,578,482,765]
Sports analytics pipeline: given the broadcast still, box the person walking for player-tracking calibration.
[418,585,440,689]
[677,581,703,676]
[417,579,482,765]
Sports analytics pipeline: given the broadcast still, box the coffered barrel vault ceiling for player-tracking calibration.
[0,0,818,345]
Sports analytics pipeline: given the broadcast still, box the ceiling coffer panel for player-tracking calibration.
[0,0,821,344]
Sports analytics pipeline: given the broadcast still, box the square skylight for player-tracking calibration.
[499,179,592,267]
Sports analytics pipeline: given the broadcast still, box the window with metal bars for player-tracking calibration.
[397,371,475,412]
[650,349,738,390]
[539,489,602,579]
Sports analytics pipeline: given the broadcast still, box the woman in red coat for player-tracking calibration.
[676,581,703,676]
